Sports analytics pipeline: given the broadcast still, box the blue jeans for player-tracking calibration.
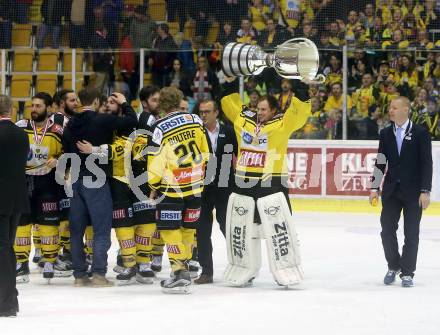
[69,181,112,278]
[36,24,61,49]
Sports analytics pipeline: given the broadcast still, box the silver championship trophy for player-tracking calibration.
[222,38,325,83]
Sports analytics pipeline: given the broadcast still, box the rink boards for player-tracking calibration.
[287,140,440,215]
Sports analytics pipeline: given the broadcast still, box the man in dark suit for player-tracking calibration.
[195,99,237,284]
[0,95,29,317]
[370,96,432,288]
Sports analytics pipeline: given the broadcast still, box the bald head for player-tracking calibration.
[389,96,410,126]
[393,96,411,110]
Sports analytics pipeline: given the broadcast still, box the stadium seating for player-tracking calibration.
[149,0,166,22]
[10,75,32,99]
[11,24,33,47]
[23,100,32,120]
[62,74,84,92]
[35,74,58,96]
[62,49,84,73]
[37,51,59,72]
[12,50,34,72]
[11,102,19,123]
[143,73,152,86]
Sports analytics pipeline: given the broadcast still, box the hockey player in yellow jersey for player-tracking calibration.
[52,90,78,269]
[220,77,310,288]
[102,93,138,285]
[130,86,161,282]
[15,92,71,283]
[146,87,211,293]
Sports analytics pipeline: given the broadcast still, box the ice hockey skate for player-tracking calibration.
[112,251,124,274]
[32,248,42,264]
[151,255,163,273]
[42,262,54,283]
[53,256,73,277]
[136,263,155,284]
[16,262,30,284]
[116,267,137,286]
[161,270,191,294]
[188,260,200,278]
[58,250,72,267]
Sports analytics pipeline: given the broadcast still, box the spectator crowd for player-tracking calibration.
[1,0,440,140]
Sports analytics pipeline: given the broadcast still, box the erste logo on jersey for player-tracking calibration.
[133,200,156,212]
[158,114,193,133]
[159,210,182,221]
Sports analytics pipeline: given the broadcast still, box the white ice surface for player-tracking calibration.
[2,212,440,335]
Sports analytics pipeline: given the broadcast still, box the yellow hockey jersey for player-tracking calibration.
[221,93,310,185]
[16,114,65,176]
[147,112,211,198]
[109,134,131,184]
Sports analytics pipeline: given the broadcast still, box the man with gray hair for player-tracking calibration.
[0,95,29,317]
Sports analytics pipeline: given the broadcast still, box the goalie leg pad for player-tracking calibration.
[257,192,304,286]
[223,193,261,287]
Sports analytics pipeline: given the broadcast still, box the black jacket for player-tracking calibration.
[372,121,433,201]
[90,31,112,72]
[62,104,138,178]
[204,123,237,190]
[258,26,288,50]
[152,35,177,71]
[363,117,379,140]
[41,0,70,26]
[0,0,13,20]
[165,69,193,97]
[0,120,30,215]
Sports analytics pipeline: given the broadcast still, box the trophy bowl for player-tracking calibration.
[221,38,325,84]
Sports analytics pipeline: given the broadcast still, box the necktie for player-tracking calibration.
[396,127,403,155]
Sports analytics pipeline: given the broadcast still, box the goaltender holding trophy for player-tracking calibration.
[220,38,323,289]
[222,37,325,83]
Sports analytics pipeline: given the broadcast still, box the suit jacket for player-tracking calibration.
[0,120,30,215]
[204,122,237,191]
[372,121,433,201]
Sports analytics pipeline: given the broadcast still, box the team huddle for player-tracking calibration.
[13,80,312,293]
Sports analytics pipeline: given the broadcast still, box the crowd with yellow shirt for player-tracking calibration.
[201,1,440,140]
